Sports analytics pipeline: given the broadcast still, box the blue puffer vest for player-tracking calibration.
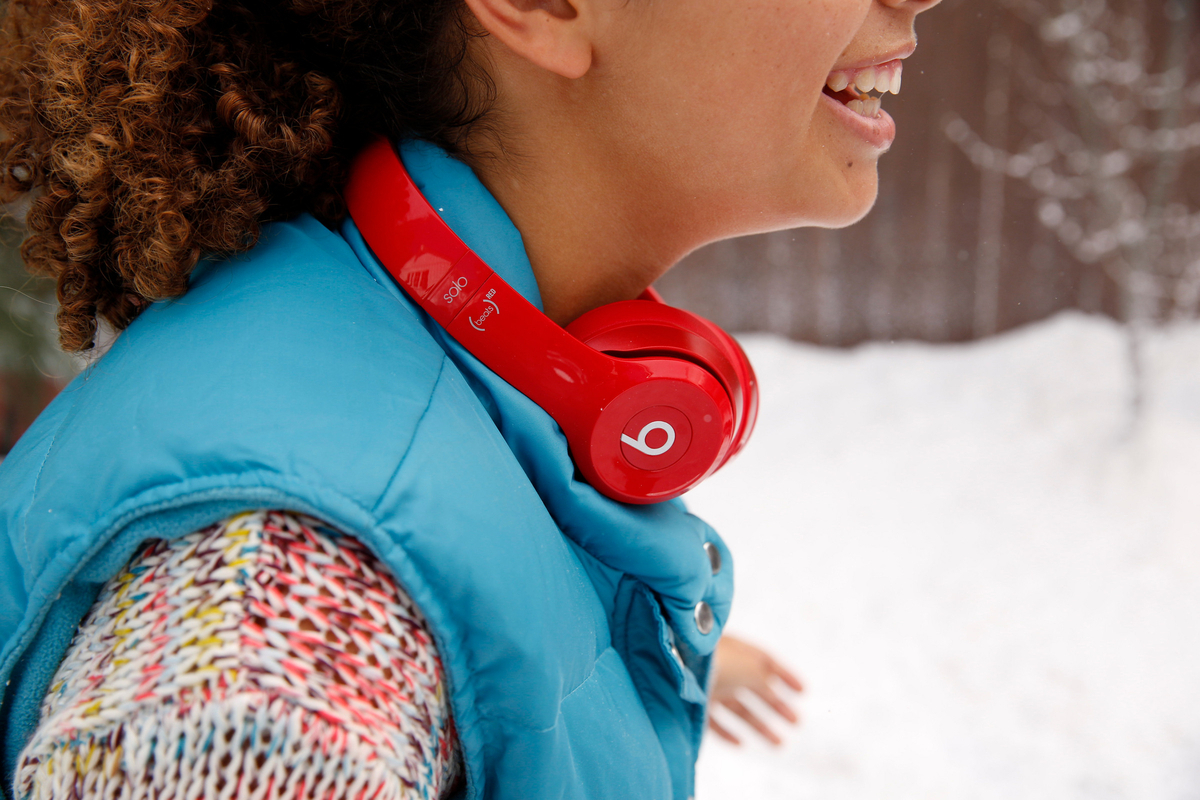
[0,141,733,800]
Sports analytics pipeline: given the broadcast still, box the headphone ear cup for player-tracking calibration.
[566,300,758,465]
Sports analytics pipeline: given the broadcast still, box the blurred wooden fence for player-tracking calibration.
[0,371,61,453]
[657,0,1200,345]
[0,221,69,454]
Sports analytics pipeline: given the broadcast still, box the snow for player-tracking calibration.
[689,311,1200,800]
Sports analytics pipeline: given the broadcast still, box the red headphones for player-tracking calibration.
[345,138,758,504]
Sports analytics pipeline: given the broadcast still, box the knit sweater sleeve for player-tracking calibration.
[14,510,462,800]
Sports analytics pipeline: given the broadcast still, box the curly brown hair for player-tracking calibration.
[0,0,489,351]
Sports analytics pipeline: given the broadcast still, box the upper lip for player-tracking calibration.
[830,42,917,73]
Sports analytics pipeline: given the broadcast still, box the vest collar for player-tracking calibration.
[341,140,732,662]
[399,139,545,312]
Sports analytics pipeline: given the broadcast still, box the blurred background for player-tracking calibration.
[0,217,71,454]
[2,0,1199,797]
[663,0,1200,346]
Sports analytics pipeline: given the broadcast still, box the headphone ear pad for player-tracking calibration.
[566,300,758,464]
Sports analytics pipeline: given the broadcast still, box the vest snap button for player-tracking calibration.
[703,541,721,575]
[694,601,714,635]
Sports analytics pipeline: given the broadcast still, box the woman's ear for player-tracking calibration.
[463,0,594,80]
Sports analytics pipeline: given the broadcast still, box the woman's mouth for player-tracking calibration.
[822,59,903,118]
[820,59,904,150]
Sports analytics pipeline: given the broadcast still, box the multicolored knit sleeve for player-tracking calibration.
[14,510,462,800]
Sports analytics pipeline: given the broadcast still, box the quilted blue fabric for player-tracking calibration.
[0,140,733,800]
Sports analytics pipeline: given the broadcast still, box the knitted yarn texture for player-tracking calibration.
[14,510,461,800]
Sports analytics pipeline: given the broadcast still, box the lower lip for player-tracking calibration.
[820,92,897,151]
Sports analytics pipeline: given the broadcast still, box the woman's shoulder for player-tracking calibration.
[0,212,475,594]
[135,212,447,380]
[1,212,453,485]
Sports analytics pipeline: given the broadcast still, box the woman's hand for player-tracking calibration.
[708,634,803,746]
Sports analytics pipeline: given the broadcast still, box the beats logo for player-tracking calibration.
[622,421,676,456]
[620,406,692,471]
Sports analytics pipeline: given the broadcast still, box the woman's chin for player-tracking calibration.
[802,173,880,230]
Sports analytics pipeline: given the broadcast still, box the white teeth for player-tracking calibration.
[826,72,850,93]
[845,96,882,118]
[827,61,902,116]
[854,67,877,94]
[826,62,903,97]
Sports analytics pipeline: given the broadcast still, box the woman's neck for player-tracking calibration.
[468,141,693,326]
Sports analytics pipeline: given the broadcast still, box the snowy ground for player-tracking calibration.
[688,312,1200,800]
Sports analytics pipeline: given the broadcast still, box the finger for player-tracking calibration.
[752,683,799,724]
[767,657,804,692]
[724,698,783,746]
[707,716,742,746]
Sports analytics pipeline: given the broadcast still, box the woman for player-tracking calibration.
[0,0,940,797]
